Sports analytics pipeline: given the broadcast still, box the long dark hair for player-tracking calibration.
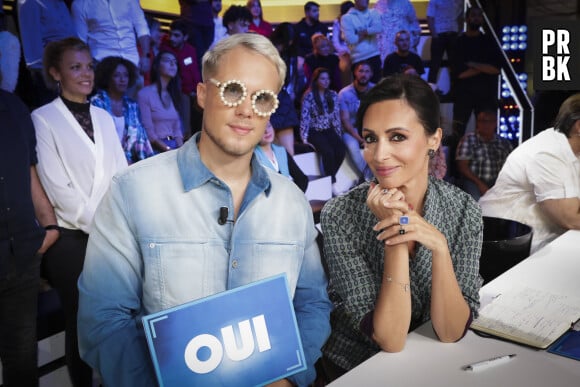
[94,56,138,91]
[310,67,334,114]
[150,51,183,118]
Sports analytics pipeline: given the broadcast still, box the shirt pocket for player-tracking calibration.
[250,242,303,297]
[141,240,228,310]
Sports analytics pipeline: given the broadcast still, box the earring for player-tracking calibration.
[428,149,436,159]
[56,80,61,95]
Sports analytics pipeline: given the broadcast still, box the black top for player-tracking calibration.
[294,18,329,57]
[382,51,426,77]
[452,33,502,94]
[0,90,45,278]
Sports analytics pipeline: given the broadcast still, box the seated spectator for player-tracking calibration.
[33,37,127,387]
[375,0,421,62]
[161,18,202,138]
[428,146,447,179]
[137,51,184,153]
[479,94,580,254]
[255,121,308,192]
[382,30,425,78]
[142,15,164,86]
[455,109,513,200]
[211,0,227,45]
[221,5,252,39]
[338,60,374,180]
[304,33,342,91]
[247,0,273,37]
[300,67,347,196]
[91,56,155,164]
[270,22,304,154]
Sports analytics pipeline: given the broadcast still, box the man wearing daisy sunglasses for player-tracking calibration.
[78,33,332,387]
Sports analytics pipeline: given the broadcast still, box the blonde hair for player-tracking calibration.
[201,33,286,91]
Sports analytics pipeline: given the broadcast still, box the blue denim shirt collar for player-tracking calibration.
[176,132,272,211]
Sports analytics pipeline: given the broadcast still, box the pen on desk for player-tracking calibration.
[463,354,516,371]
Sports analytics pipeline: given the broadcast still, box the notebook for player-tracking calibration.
[471,286,580,349]
[142,274,306,387]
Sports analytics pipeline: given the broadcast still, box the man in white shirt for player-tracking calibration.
[72,0,150,75]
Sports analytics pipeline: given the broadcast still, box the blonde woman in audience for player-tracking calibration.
[138,50,184,153]
[33,37,127,387]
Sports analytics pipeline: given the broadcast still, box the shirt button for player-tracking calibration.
[232,260,238,269]
[6,207,9,211]
[149,243,155,248]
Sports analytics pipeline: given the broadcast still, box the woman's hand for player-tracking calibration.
[369,182,448,254]
[366,182,406,222]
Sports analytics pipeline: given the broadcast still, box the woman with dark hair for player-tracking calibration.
[91,56,154,164]
[480,93,580,253]
[320,74,483,381]
[33,37,127,387]
[247,0,273,37]
[300,67,346,195]
[137,50,184,152]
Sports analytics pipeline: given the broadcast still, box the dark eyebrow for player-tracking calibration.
[361,127,409,134]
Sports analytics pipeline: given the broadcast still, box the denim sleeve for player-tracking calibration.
[77,177,157,387]
[287,225,332,387]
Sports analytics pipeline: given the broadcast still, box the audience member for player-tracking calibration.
[17,0,75,107]
[270,23,302,155]
[77,33,332,387]
[221,5,252,38]
[211,0,227,45]
[338,60,374,180]
[32,37,127,387]
[455,109,513,200]
[0,8,19,93]
[449,6,501,173]
[321,74,482,380]
[428,146,447,179]
[161,19,202,137]
[294,1,330,61]
[340,0,382,83]
[270,22,305,105]
[479,93,580,254]
[0,83,59,387]
[91,56,155,164]
[247,0,273,37]
[72,0,151,76]
[382,30,425,77]
[255,121,309,192]
[300,67,347,195]
[426,0,462,93]
[332,1,355,86]
[375,0,421,62]
[142,15,163,86]
[137,51,184,153]
[304,33,342,91]
[179,0,213,72]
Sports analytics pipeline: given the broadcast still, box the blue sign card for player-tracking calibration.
[142,274,306,387]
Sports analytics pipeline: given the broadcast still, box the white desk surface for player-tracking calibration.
[329,230,580,387]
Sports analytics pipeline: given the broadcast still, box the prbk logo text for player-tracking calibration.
[534,21,580,90]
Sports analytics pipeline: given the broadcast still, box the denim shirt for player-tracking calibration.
[77,133,332,387]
